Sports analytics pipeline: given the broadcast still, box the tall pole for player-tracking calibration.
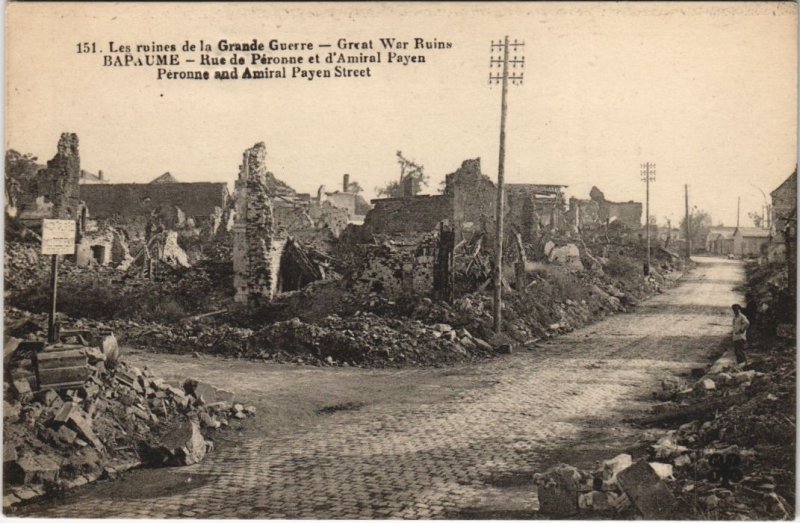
[490,36,524,333]
[684,184,691,259]
[493,36,509,333]
[47,254,59,343]
[737,196,740,228]
[640,162,655,274]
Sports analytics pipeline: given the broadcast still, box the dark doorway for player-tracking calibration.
[91,245,106,264]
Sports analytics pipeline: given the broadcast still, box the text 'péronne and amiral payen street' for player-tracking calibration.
[77,37,454,81]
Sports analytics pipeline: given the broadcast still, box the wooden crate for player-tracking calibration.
[34,344,88,390]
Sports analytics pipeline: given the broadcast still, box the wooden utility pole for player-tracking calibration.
[47,255,59,342]
[489,36,524,333]
[684,184,691,259]
[640,162,655,274]
[737,196,741,227]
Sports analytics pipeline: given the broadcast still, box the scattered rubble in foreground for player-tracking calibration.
[532,259,795,520]
[3,329,256,511]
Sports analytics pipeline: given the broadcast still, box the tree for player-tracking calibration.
[346,181,363,194]
[5,150,40,208]
[376,151,429,198]
[680,207,713,248]
[748,211,764,228]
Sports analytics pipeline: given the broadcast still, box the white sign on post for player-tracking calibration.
[41,219,77,255]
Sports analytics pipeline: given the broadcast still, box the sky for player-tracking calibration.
[6,2,797,227]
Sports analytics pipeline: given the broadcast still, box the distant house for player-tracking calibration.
[732,227,771,257]
[79,169,108,184]
[706,226,736,255]
[150,172,180,184]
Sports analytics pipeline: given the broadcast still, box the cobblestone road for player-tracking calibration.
[20,257,743,518]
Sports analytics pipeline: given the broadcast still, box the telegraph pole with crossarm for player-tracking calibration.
[640,162,656,274]
[490,36,524,333]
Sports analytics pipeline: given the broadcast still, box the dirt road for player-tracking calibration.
[20,257,744,518]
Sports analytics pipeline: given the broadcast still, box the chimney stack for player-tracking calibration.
[343,173,350,193]
[403,176,414,198]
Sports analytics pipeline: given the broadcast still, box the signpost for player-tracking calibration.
[41,219,76,342]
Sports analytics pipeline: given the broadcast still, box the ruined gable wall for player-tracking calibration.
[604,201,642,229]
[444,159,496,239]
[233,142,282,305]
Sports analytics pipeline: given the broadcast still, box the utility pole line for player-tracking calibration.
[640,162,655,274]
[489,36,524,333]
[684,184,691,259]
[737,196,741,228]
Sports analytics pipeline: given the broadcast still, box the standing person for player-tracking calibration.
[731,304,750,364]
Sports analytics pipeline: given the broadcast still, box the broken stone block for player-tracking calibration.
[3,493,20,509]
[673,454,691,467]
[57,425,78,445]
[617,460,679,518]
[695,378,716,393]
[4,444,18,464]
[600,453,632,486]
[186,381,235,405]
[433,323,453,333]
[649,462,674,480]
[580,490,615,512]
[36,389,64,409]
[67,410,104,450]
[12,379,32,395]
[199,412,221,429]
[3,401,21,423]
[7,454,61,484]
[534,464,581,517]
[158,420,208,466]
[54,402,79,423]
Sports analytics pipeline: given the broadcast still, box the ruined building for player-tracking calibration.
[567,186,642,230]
[232,143,328,305]
[350,158,569,244]
[78,175,229,240]
[16,133,83,223]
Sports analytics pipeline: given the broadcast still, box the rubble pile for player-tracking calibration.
[3,331,255,509]
[5,241,233,323]
[630,260,796,519]
[247,313,496,366]
[533,455,680,518]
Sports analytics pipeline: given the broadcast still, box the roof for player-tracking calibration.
[150,172,179,184]
[735,227,771,238]
[506,183,567,195]
[708,226,736,239]
[79,170,107,183]
[80,182,228,219]
[771,169,797,198]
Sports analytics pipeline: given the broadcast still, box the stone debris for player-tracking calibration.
[3,329,257,509]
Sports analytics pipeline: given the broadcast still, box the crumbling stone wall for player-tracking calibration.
[444,158,496,240]
[361,195,453,236]
[308,202,350,237]
[590,186,642,229]
[351,240,436,297]
[568,187,641,230]
[33,133,81,220]
[233,143,282,305]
